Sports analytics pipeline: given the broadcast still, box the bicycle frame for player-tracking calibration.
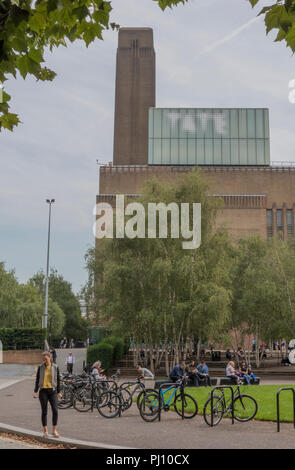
[158,381,185,421]
[210,385,235,427]
[119,380,145,400]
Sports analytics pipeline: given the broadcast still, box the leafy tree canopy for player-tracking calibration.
[0,262,65,336]
[29,269,88,341]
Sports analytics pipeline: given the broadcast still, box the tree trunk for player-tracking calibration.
[196,339,201,361]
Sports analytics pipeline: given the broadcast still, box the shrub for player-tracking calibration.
[87,342,114,372]
[0,328,46,350]
[103,336,124,363]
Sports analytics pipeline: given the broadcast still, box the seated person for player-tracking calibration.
[225,349,232,361]
[169,363,185,383]
[185,361,200,387]
[239,361,251,385]
[91,360,106,381]
[226,361,241,385]
[281,356,291,366]
[247,364,256,383]
[136,364,154,380]
[197,361,211,386]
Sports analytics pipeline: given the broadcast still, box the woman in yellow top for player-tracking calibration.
[33,351,62,438]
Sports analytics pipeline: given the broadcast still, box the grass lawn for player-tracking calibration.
[180,385,295,422]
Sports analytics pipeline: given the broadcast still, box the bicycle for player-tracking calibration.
[58,373,88,409]
[139,375,198,422]
[120,376,155,411]
[73,375,117,413]
[97,376,154,418]
[203,385,258,426]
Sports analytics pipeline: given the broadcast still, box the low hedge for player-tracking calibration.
[87,342,114,372]
[0,328,46,350]
[102,336,124,363]
[86,335,127,372]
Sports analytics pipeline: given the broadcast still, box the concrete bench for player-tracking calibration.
[220,377,260,386]
[155,377,217,389]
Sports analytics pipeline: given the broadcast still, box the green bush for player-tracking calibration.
[0,328,46,350]
[103,336,124,363]
[87,342,114,372]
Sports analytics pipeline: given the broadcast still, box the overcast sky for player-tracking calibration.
[1,0,294,293]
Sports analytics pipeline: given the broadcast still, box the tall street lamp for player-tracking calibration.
[44,198,55,333]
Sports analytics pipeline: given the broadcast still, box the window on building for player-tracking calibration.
[276,209,283,236]
[287,209,294,237]
[267,210,273,237]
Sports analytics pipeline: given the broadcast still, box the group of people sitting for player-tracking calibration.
[169,361,211,387]
[169,359,256,387]
[226,361,256,385]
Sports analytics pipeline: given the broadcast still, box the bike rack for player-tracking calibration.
[210,385,234,427]
[276,387,295,432]
[158,382,180,422]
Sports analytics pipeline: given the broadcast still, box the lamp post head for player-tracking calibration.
[46,199,55,204]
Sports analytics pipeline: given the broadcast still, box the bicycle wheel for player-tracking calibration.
[97,391,121,418]
[233,394,257,422]
[58,385,73,409]
[203,395,224,426]
[139,391,160,422]
[136,388,156,410]
[73,387,92,412]
[173,393,198,419]
[119,387,132,411]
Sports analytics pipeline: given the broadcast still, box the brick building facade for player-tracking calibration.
[96,28,295,241]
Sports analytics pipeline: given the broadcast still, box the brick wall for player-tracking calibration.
[3,350,42,365]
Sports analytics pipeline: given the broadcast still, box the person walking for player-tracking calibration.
[50,348,57,364]
[33,351,61,438]
[65,352,75,374]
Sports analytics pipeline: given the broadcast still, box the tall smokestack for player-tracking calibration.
[113,28,156,166]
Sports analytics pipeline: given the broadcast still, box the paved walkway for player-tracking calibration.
[55,348,86,375]
[1,378,295,449]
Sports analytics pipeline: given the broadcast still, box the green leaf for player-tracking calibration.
[0,112,20,131]
[16,55,29,79]
[248,0,260,7]
[2,91,11,103]
[28,48,44,64]
[285,24,295,51]
[28,11,46,33]
[275,27,287,42]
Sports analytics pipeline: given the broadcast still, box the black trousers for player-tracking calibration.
[227,375,239,385]
[198,374,211,386]
[67,363,73,374]
[188,373,200,387]
[39,389,58,427]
